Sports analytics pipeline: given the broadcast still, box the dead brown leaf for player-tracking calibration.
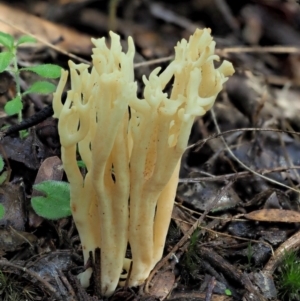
[148,269,175,300]
[0,183,26,231]
[245,209,300,223]
[33,156,63,186]
[29,156,63,228]
[0,3,92,55]
[0,228,37,252]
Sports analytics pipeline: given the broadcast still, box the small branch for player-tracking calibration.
[179,165,300,183]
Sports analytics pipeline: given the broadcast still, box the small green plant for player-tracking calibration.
[0,32,61,126]
[0,204,5,219]
[0,154,7,185]
[77,160,86,168]
[31,180,71,219]
[246,242,254,267]
[277,250,300,301]
[0,155,4,172]
[181,228,202,281]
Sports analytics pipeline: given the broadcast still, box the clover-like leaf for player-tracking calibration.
[20,64,62,79]
[16,35,37,46]
[24,81,56,95]
[0,52,13,72]
[31,180,71,220]
[0,32,14,50]
[4,96,23,116]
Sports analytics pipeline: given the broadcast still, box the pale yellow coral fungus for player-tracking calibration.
[53,28,234,296]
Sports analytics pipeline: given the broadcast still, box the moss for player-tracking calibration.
[180,228,202,282]
[276,250,300,301]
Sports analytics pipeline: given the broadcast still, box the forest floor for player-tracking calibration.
[1,0,300,300]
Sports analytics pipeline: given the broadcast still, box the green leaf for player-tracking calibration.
[4,96,23,115]
[0,171,8,185]
[16,35,37,46]
[0,52,13,72]
[0,32,14,50]
[31,180,71,219]
[225,289,232,296]
[20,64,62,79]
[20,129,29,139]
[0,204,5,219]
[0,155,4,173]
[23,81,56,95]
[77,160,86,168]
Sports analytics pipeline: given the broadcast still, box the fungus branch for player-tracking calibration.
[53,29,234,296]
